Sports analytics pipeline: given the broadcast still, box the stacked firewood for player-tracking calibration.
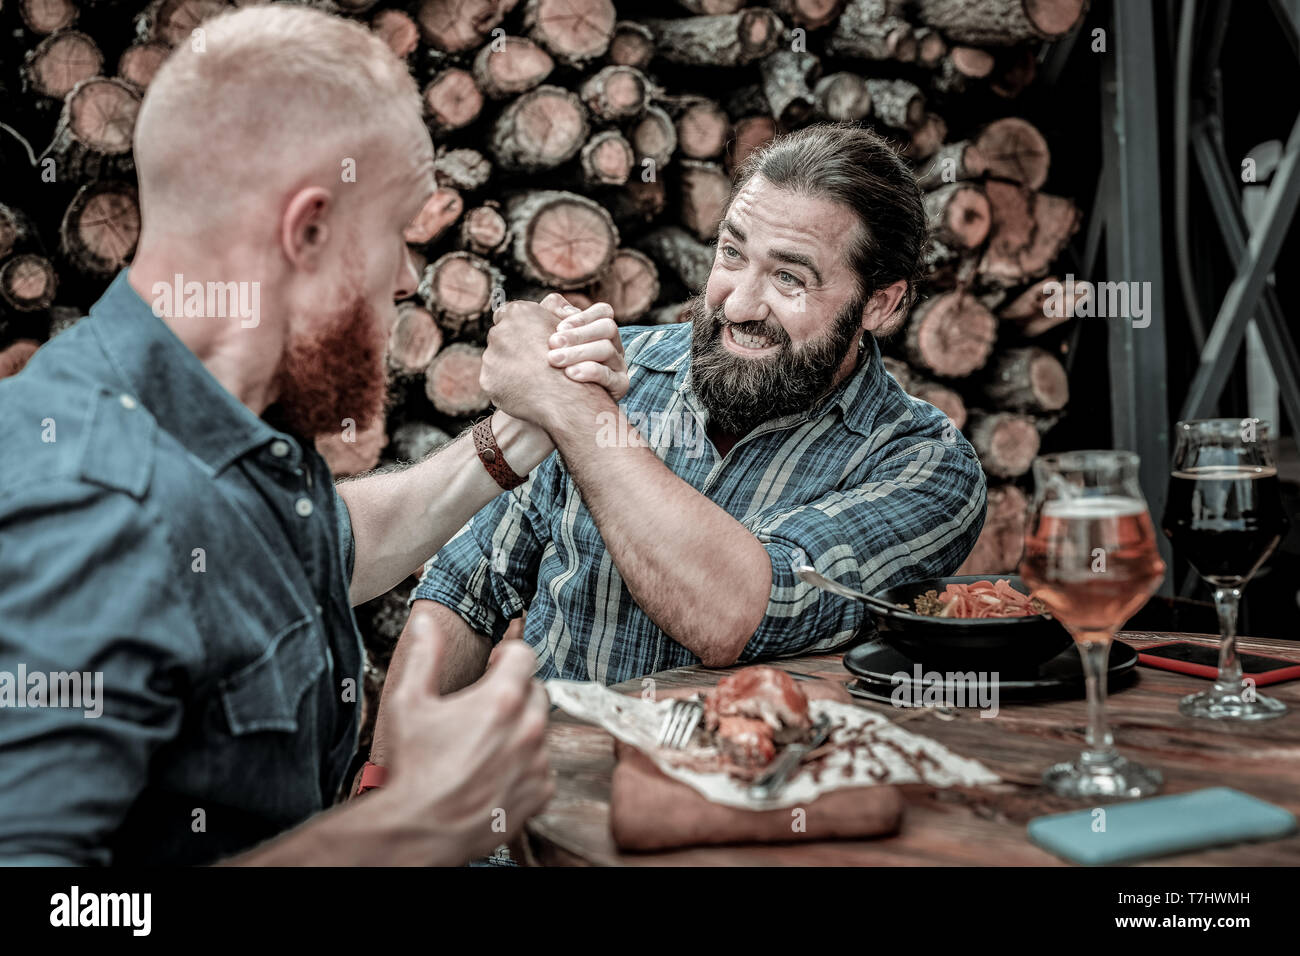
[1,0,1092,630]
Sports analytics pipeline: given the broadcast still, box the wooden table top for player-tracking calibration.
[523,631,1300,866]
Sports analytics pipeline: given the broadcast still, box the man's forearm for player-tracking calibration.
[222,788,467,866]
[367,600,491,768]
[339,412,553,605]
[549,393,771,666]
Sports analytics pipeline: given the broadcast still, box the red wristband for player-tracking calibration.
[356,761,388,795]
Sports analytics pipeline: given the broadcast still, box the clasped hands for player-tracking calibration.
[480,293,628,439]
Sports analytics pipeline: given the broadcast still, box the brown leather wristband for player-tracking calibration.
[472,416,527,491]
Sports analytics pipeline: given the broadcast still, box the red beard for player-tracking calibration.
[271,290,389,440]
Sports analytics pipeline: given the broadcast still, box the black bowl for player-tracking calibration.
[865,574,1073,672]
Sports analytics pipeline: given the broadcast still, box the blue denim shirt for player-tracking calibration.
[0,271,363,865]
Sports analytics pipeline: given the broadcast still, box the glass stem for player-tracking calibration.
[1212,587,1245,691]
[1079,637,1115,760]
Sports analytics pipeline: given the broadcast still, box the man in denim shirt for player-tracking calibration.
[0,7,630,865]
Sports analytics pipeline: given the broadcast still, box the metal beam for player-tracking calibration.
[1181,111,1300,419]
[1104,0,1173,588]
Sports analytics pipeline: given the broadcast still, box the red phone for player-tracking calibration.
[1138,640,1300,686]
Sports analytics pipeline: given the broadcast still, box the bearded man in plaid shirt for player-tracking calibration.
[370,124,987,763]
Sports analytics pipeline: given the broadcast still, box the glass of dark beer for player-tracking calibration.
[1162,418,1289,720]
[1021,451,1167,799]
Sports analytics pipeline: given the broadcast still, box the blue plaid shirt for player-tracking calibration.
[413,322,987,684]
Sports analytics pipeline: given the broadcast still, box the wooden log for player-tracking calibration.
[415,0,519,53]
[914,0,1089,46]
[974,117,1049,189]
[117,40,170,91]
[965,410,1040,478]
[489,85,588,172]
[458,201,509,256]
[580,130,635,186]
[924,182,991,251]
[645,9,782,67]
[904,291,997,378]
[813,73,872,123]
[991,45,1038,99]
[403,186,464,245]
[759,40,820,129]
[908,379,967,430]
[472,35,553,99]
[769,0,845,31]
[826,0,916,63]
[43,77,140,182]
[931,45,996,96]
[955,483,1028,574]
[433,147,492,191]
[1,256,57,312]
[0,340,42,380]
[677,160,731,242]
[371,8,420,59]
[59,181,140,276]
[20,0,79,35]
[425,343,490,417]
[589,248,660,324]
[316,418,387,478]
[629,104,677,171]
[648,301,690,325]
[1018,192,1080,280]
[609,178,666,226]
[725,83,771,119]
[914,140,987,191]
[0,204,39,261]
[580,65,649,122]
[725,114,776,174]
[913,26,948,67]
[903,112,947,162]
[607,20,655,69]
[506,190,619,290]
[979,345,1068,413]
[22,31,103,102]
[675,0,743,12]
[387,301,444,378]
[423,68,483,132]
[977,180,1035,288]
[390,421,453,462]
[999,275,1080,337]
[636,226,713,293]
[863,78,924,131]
[419,251,503,334]
[523,0,616,68]
[134,0,231,47]
[673,96,730,160]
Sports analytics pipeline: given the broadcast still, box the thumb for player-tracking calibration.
[396,608,449,701]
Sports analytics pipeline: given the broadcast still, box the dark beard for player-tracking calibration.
[270,289,389,440]
[686,294,865,435]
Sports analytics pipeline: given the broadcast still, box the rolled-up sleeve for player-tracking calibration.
[740,439,987,662]
[0,483,202,865]
[411,456,557,644]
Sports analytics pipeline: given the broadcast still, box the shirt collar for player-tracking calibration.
[645,323,889,438]
[87,269,291,474]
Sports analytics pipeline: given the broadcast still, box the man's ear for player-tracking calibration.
[860,279,909,334]
[280,186,334,270]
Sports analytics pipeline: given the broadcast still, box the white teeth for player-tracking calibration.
[730,327,773,349]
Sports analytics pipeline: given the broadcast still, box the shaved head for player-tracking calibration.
[135,4,428,237]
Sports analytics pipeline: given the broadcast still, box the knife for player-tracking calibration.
[748,714,833,800]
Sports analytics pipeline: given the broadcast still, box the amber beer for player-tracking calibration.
[1020,496,1167,643]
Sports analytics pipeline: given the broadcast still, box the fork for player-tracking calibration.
[749,714,833,800]
[656,697,703,749]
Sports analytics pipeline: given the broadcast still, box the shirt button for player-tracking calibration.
[315,603,323,617]
[119,394,137,410]
[271,440,291,458]
[295,497,314,517]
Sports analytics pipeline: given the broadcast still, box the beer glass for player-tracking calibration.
[1162,419,1289,720]
[1020,451,1167,798]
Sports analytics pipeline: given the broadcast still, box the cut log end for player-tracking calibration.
[388,302,444,377]
[424,343,490,417]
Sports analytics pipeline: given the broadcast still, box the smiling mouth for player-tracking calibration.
[723,323,782,355]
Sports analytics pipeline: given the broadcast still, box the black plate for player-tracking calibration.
[843,638,1140,704]
[866,574,1074,671]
